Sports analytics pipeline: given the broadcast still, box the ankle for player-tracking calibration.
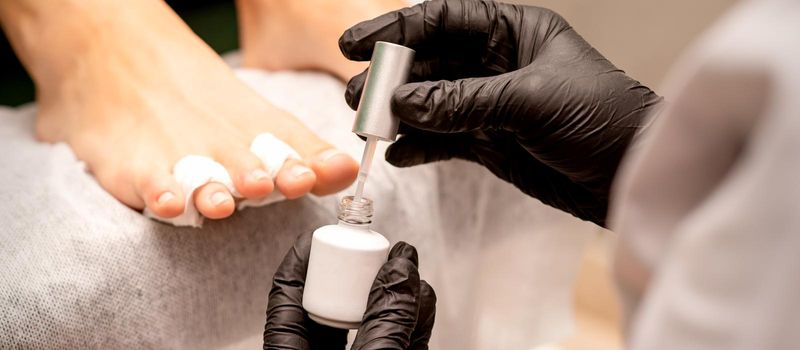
[235,0,405,80]
[0,0,193,92]
[0,1,103,81]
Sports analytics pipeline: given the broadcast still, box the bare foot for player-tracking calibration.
[0,0,359,220]
[236,0,407,81]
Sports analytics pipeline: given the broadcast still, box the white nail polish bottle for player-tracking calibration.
[302,195,390,329]
[302,42,414,329]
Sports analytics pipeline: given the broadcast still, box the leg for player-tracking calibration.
[0,105,336,346]
[236,0,407,81]
[0,0,359,220]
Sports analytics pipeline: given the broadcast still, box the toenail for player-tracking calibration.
[210,191,230,206]
[157,192,175,204]
[251,169,270,181]
[290,165,313,179]
[317,149,347,162]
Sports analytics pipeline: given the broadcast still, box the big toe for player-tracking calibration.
[309,148,359,196]
[241,105,359,198]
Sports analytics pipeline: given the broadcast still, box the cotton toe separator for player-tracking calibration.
[143,133,302,227]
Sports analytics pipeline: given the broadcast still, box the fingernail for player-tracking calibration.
[317,149,346,163]
[290,165,313,179]
[210,191,230,206]
[250,169,270,181]
[157,191,175,204]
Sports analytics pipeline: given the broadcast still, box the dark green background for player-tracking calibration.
[0,0,238,106]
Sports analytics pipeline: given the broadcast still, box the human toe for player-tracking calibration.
[309,148,359,196]
[194,182,236,219]
[138,174,186,219]
[275,159,316,199]
[215,148,275,199]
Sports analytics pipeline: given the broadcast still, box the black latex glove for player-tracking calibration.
[339,0,663,226]
[263,232,436,350]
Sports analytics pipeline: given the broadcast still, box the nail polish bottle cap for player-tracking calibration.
[352,41,415,141]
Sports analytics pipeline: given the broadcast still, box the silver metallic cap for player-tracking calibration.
[352,41,415,141]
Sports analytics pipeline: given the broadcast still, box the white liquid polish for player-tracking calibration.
[302,196,390,329]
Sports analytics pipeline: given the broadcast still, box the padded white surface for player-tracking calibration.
[0,61,593,349]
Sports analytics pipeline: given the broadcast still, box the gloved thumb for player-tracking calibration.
[351,242,421,350]
[408,280,436,350]
[391,75,509,133]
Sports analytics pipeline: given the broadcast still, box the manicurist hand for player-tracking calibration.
[263,232,436,350]
[339,0,663,226]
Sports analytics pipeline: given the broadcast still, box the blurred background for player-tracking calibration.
[0,1,738,349]
[0,0,238,106]
[510,1,737,349]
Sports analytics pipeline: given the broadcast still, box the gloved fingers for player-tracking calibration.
[304,321,349,350]
[387,240,420,263]
[408,280,437,350]
[345,68,369,111]
[366,123,423,142]
[263,232,348,350]
[338,2,429,61]
[339,0,517,67]
[264,232,313,349]
[351,242,422,350]
[473,134,611,225]
[345,58,454,111]
[385,132,478,167]
[391,75,512,133]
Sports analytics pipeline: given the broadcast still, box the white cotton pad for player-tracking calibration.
[143,133,301,227]
[239,133,302,209]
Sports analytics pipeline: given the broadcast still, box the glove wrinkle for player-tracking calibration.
[350,243,426,350]
[353,258,420,350]
[341,0,663,226]
[407,281,436,350]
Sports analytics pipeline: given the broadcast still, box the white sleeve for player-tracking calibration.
[610,1,800,348]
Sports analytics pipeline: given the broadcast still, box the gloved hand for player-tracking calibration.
[339,0,663,226]
[263,232,436,350]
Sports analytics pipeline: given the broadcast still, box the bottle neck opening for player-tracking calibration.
[338,195,373,225]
